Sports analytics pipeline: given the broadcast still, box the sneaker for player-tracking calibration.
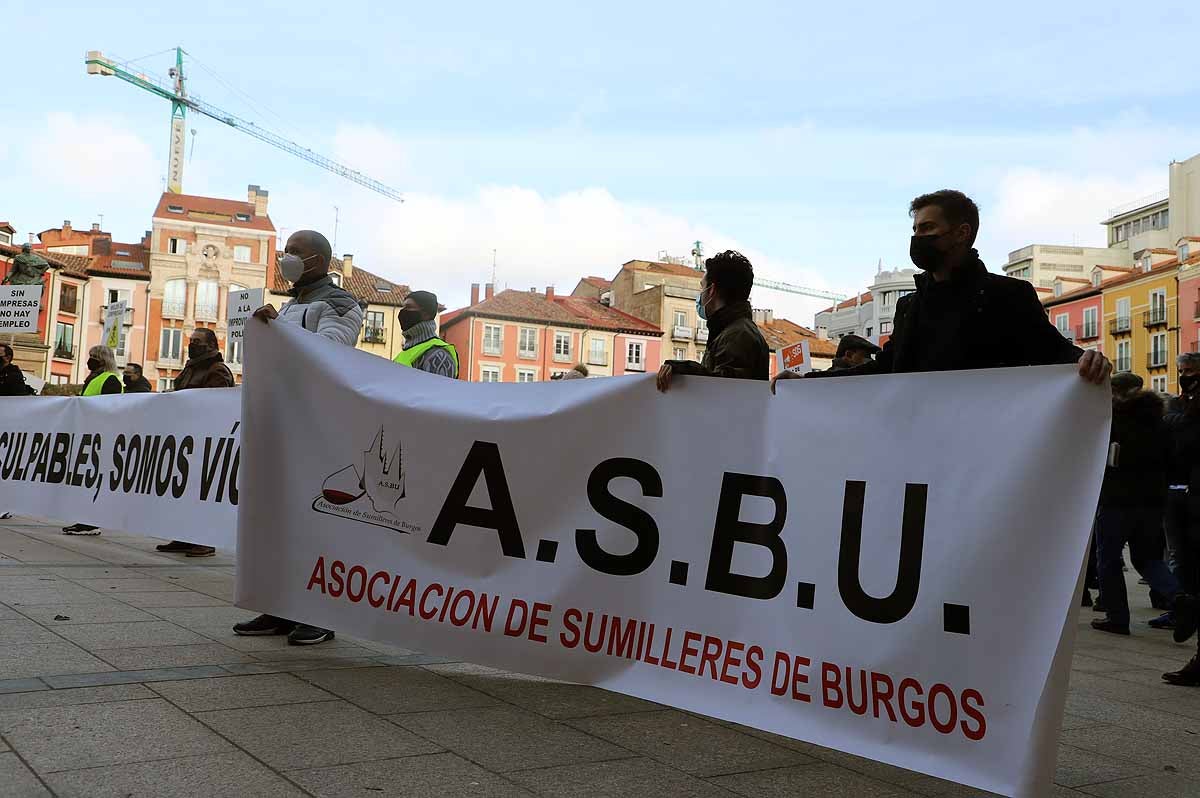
[233,614,296,636]
[1081,590,1093,608]
[1163,655,1200,687]
[288,625,335,646]
[155,540,193,552]
[62,524,100,536]
[0,512,13,519]
[184,545,216,558]
[1091,618,1130,636]
[1149,612,1176,630]
[1175,596,1200,644]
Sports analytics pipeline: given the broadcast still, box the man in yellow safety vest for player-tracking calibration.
[393,290,458,379]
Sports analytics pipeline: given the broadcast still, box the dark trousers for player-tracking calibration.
[1165,489,1200,595]
[1096,505,1181,627]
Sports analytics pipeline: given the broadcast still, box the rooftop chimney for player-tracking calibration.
[752,308,774,324]
[247,184,269,217]
[62,220,72,234]
[91,222,100,232]
[342,253,353,277]
[470,283,480,305]
[485,282,495,300]
[546,286,555,301]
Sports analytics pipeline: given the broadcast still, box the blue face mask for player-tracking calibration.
[696,288,708,321]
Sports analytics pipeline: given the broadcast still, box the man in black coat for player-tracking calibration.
[0,344,33,396]
[122,363,153,393]
[773,190,1111,389]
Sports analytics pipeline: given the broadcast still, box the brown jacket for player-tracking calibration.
[665,300,769,381]
[174,351,235,391]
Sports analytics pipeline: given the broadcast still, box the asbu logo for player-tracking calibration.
[313,427,422,533]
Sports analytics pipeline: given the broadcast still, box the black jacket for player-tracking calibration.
[124,375,153,393]
[1166,397,1200,491]
[814,252,1082,377]
[1101,391,1168,509]
[0,363,32,396]
[666,301,769,381]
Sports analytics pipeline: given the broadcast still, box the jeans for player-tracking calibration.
[1096,505,1181,627]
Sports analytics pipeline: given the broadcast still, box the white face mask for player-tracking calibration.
[280,253,315,283]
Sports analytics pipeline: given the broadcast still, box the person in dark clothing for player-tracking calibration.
[773,190,1111,391]
[156,329,234,558]
[1162,359,1200,685]
[1091,373,1183,636]
[0,344,33,396]
[122,363,153,393]
[829,334,881,372]
[656,250,769,391]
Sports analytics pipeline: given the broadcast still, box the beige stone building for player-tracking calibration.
[601,260,708,363]
[1003,244,1125,291]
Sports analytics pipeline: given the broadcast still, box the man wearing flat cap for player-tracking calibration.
[394,290,459,378]
[831,334,881,372]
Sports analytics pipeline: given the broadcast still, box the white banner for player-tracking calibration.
[0,285,43,333]
[239,320,1109,797]
[0,389,241,549]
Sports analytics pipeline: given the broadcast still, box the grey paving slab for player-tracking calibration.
[0,602,23,620]
[1063,693,1200,742]
[0,684,154,710]
[711,764,916,797]
[220,657,384,675]
[217,633,365,653]
[1060,725,1200,778]
[428,662,660,719]
[0,619,68,645]
[0,575,71,589]
[0,678,45,695]
[0,751,52,797]
[198,699,443,769]
[1077,773,1200,797]
[289,752,536,797]
[92,642,256,670]
[44,751,307,798]
[0,533,103,565]
[0,642,115,680]
[9,601,159,625]
[116,590,231,608]
[375,653,463,666]
[1067,670,1184,704]
[44,566,143,579]
[0,698,232,773]
[301,665,500,714]
[393,705,631,773]
[510,756,732,797]
[141,605,260,626]
[149,672,339,712]
[52,620,209,650]
[1053,744,1153,788]
[43,665,229,689]
[0,584,115,605]
[69,577,190,593]
[568,710,810,777]
[245,643,380,661]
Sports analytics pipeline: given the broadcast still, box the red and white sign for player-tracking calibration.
[778,339,812,374]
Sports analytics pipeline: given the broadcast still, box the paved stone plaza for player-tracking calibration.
[0,517,1197,797]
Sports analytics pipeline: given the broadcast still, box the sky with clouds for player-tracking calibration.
[2,1,1199,325]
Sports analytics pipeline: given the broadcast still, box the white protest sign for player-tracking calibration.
[0,285,43,333]
[0,388,242,549]
[226,288,264,345]
[102,300,127,350]
[778,339,812,374]
[238,320,1110,798]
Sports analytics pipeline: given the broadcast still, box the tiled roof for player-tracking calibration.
[622,259,703,279]
[87,262,151,281]
[0,222,14,234]
[442,289,662,335]
[830,291,873,311]
[1150,248,1177,255]
[1096,265,1136,272]
[1057,277,1090,284]
[1098,260,1180,291]
[152,192,275,232]
[757,317,837,357]
[0,242,91,278]
[269,253,410,306]
[581,276,612,289]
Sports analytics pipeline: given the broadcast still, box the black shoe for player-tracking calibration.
[1151,592,1169,610]
[1149,612,1176,630]
[184,545,216,558]
[156,540,193,552]
[62,523,100,536]
[1175,596,1200,644]
[288,625,335,646]
[233,614,296,636]
[1093,598,1107,613]
[1091,619,1130,636]
[1081,590,1093,608]
[1164,655,1200,687]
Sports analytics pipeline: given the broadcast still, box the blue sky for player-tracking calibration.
[3,1,1199,324]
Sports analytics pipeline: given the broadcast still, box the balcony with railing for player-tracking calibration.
[194,302,219,322]
[625,359,645,372]
[672,325,693,341]
[695,327,709,343]
[363,326,386,344]
[1143,308,1169,329]
[1076,323,1100,342]
[1148,351,1170,370]
[162,300,186,318]
[1109,317,1132,335]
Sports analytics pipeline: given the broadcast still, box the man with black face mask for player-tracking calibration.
[773,190,1111,391]
[393,290,458,378]
[173,328,235,391]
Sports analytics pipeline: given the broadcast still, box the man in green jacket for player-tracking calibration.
[656,250,769,391]
[394,290,458,378]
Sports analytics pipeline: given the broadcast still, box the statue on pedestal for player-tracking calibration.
[2,244,49,285]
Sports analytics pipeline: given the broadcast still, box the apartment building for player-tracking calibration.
[606,260,708,363]
[1003,244,1122,291]
[442,283,663,382]
[1102,252,1180,393]
[814,265,916,345]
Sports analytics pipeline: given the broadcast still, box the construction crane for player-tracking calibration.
[85,48,403,203]
[689,241,847,302]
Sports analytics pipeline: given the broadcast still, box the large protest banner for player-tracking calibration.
[0,389,241,549]
[239,321,1109,797]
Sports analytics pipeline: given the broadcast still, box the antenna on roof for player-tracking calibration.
[491,249,497,285]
